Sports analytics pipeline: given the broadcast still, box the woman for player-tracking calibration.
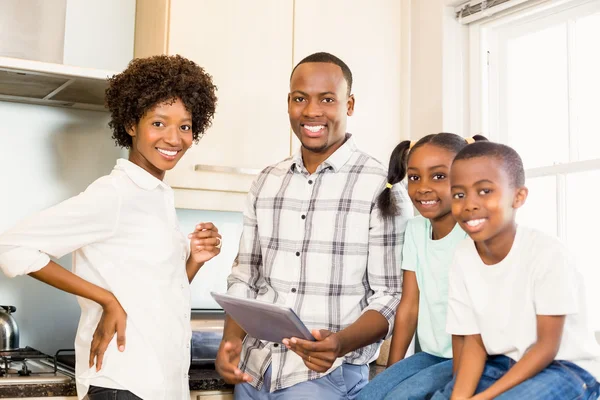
[0,55,220,400]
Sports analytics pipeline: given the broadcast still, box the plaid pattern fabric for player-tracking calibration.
[227,135,412,392]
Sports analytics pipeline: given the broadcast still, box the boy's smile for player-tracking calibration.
[450,156,527,253]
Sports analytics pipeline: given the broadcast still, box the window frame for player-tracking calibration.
[468,0,600,240]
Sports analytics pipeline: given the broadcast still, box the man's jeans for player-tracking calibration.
[357,352,453,400]
[431,355,600,399]
[234,363,369,399]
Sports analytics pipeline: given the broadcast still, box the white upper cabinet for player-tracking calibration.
[293,0,403,166]
[166,0,293,205]
[135,0,294,211]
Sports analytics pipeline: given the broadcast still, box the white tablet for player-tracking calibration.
[210,292,315,343]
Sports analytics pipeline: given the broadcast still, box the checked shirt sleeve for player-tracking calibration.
[362,183,412,338]
[227,175,265,299]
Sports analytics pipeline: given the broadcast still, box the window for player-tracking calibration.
[471,0,600,328]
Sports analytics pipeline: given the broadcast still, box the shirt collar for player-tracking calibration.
[291,133,356,174]
[115,158,168,191]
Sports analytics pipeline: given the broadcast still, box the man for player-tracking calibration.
[215,52,412,399]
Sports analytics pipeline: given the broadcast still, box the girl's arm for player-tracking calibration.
[450,334,487,400]
[29,261,126,371]
[387,270,419,366]
[452,334,465,375]
[471,315,565,400]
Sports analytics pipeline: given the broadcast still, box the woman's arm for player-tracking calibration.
[450,334,487,400]
[186,222,222,282]
[387,270,419,366]
[29,261,126,371]
[471,315,565,400]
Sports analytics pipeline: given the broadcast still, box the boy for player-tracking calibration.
[432,141,600,399]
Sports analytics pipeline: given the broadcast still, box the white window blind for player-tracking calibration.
[455,0,540,23]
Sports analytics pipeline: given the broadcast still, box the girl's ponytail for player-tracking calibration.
[377,140,411,217]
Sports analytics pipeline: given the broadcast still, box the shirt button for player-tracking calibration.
[291,288,297,293]
[308,180,313,185]
[273,343,279,347]
[184,313,188,319]
[186,343,190,348]
[295,252,300,257]
[301,215,306,220]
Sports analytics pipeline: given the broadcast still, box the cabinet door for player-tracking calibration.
[293,0,403,165]
[190,390,234,400]
[166,0,294,209]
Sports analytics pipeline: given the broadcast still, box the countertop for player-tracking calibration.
[0,363,386,398]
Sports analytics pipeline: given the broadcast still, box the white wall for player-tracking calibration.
[0,102,123,354]
[402,0,468,140]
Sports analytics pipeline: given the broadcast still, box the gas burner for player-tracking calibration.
[17,363,31,376]
[0,347,74,385]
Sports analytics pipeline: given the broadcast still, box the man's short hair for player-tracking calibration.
[290,52,353,96]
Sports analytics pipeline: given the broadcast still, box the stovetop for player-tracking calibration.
[0,347,74,385]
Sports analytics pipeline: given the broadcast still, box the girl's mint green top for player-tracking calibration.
[402,216,467,358]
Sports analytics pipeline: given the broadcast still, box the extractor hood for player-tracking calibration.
[0,56,118,111]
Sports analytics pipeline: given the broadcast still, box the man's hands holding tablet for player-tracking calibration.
[283,330,343,372]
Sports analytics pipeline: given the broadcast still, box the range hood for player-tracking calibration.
[0,56,118,111]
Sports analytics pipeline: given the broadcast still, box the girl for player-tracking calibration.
[358,133,486,400]
[0,55,220,400]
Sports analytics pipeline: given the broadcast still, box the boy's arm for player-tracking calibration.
[451,334,487,400]
[470,315,565,400]
[388,270,419,366]
[451,335,465,375]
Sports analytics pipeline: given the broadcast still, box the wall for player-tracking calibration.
[402,0,468,140]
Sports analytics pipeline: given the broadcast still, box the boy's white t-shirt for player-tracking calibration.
[446,225,600,381]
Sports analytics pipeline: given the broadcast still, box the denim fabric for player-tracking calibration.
[357,352,452,400]
[86,385,142,400]
[431,355,600,400]
[234,363,369,399]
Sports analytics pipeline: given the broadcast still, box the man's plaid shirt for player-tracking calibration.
[227,136,412,392]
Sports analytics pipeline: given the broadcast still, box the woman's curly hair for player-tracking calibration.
[105,54,218,148]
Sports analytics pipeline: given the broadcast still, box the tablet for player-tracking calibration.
[211,292,315,343]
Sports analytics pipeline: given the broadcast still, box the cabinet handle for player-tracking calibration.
[194,164,261,176]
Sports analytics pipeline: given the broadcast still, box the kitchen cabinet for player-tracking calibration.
[134,0,403,211]
[135,0,293,212]
[190,390,233,400]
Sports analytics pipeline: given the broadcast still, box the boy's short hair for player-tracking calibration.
[290,52,353,96]
[105,54,218,149]
[454,141,525,187]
